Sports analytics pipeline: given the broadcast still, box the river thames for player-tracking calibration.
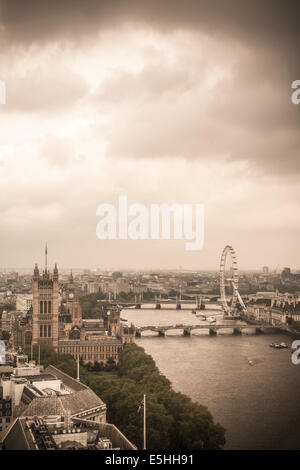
[122,304,300,450]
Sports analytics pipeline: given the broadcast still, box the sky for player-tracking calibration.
[0,0,299,271]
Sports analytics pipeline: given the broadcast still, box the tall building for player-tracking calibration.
[13,248,135,365]
[65,272,82,329]
[32,246,59,351]
[262,266,269,275]
[281,267,291,279]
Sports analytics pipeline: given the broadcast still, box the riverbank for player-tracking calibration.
[33,343,226,450]
[124,307,300,449]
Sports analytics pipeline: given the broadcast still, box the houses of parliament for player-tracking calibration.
[13,248,135,364]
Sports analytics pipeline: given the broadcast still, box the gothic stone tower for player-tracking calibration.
[103,306,121,337]
[32,247,59,351]
[66,272,82,328]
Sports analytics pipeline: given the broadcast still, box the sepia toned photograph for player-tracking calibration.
[0,0,300,457]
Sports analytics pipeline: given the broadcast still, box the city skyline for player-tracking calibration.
[1,2,300,453]
[0,1,299,269]
[0,261,299,274]
[0,247,300,272]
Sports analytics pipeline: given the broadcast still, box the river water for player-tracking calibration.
[122,304,300,450]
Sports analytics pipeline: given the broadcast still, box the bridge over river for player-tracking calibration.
[135,324,280,337]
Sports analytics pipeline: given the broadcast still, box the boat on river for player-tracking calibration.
[269,343,288,349]
[196,314,206,320]
[207,316,216,323]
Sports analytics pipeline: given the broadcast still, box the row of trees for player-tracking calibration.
[292,320,300,332]
[79,293,107,318]
[30,343,226,450]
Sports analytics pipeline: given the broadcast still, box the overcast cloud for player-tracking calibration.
[0,0,299,270]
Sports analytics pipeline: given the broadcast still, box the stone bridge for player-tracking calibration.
[135,324,279,337]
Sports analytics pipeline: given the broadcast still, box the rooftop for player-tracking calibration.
[16,365,105,418]
[1,416,137,450]
[15,373,57,382]
[45,365,87,392]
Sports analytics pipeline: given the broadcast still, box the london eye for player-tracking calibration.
[220,245,245,316]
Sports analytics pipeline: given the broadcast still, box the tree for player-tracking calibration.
[93,360,102,372]
[292,320,300,332]
[1,330,10,341]
[79,293,108,318]
[105,356,116,371]
[34,342,226,450]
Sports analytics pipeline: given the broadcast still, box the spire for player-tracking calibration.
[53,263,58,281]
[70,270,74,283]
[45,242,48,273]
[33,263,39,281]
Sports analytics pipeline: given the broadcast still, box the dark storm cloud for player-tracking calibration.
[1,0,299,174]
[90,44,300,173]
[1,1,300,63]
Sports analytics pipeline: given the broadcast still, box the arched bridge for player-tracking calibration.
[135,324,279,337]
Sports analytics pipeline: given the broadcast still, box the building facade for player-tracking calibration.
[65,273,82,329]
[32,262,59,351]
[243,296,300,328]
[244,298,272,323]
[12,250,135,365]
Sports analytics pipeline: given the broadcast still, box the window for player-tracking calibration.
[40,301,43,314]
[48,325,51,337]
[40,325,43,337]
[48,301,51,313]
[44,325,47,337]
[44,301,48,314]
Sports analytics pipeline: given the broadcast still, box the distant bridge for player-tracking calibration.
[101,295,223,310]
[123,306,210,311]
[116,301,218,310]
[135,324,279,337]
